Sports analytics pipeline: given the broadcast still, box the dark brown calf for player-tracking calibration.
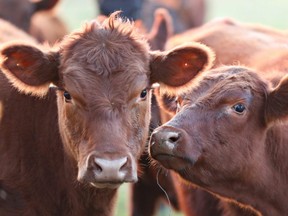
[150,65,288,216]
[0,13,212,215]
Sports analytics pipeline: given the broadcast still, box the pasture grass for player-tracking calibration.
[56,0,288,215]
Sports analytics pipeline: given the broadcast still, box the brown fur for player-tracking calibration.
[166,17,288,71]
[0,13,212,215]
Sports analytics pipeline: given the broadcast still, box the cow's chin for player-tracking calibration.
[90,182,122,189]
[153,154,195,172]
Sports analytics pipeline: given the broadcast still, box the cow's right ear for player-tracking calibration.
[149,42,214,94]
[266,74,288,123]
[0,43,59,96]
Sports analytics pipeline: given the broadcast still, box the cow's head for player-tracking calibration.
[0,13,214,189]
[149,66,288,188]
[0,0,59,32]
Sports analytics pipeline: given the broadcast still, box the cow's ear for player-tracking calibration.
[147,8,173,51]
[149,42,214,93]
[0,43,59,96]
[266,75,288,123]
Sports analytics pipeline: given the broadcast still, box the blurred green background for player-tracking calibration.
[55,0,288,215]
[57,0,288,31]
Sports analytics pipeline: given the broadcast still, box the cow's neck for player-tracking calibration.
[62,153,118,216]
[211,124,288,216]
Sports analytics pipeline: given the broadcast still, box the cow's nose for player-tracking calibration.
[149,126,182,156]
[79,153,138,188]
[88,156,128,180]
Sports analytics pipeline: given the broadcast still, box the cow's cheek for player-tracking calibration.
[129,100,151,159]
[58,103,86,159]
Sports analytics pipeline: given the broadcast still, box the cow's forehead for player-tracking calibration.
[59,16,150,75]
[184,66,268,101]
[58,16,151,99]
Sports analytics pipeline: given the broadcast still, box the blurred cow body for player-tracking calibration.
[0,0,67,43]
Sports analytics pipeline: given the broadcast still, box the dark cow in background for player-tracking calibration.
[0,0,59,32]
[150,64,288,216]
[0,0,67,44]
[141,0,206,33]
[29,10,68,44]
[0,12,212,215]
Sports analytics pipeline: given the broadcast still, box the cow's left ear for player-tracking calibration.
[266,75,288,123]
[149,42,214,92]
[0,43,59,96]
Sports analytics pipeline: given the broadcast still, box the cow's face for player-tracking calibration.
[150,67,272,187]
[56,22,153,188]
[0,13,214,188]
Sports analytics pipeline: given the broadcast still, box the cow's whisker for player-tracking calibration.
[156,168,172,216]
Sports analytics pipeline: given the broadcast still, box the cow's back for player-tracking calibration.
[166,18,288,68]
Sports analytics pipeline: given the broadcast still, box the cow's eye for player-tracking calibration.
[232,103,246,114]
[64,91,72,102]
[140,89,148,100]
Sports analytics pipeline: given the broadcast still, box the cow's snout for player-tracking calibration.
[149,126,197,171]
[88,156,128,179]
[78,153,138,188]
[149,126,182,157]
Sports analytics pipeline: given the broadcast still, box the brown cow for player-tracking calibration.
[141,0,206,33]
[0,0,59,32]
[0,19,37,43]
[150,64,288,216]
[0,0,67,44]
[0,13,212,215]
[148,18,278,216]
[152,18,288,216]
[166,17,288,68]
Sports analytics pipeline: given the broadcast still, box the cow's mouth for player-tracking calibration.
[90,182,123,189]
[153,153,194,171]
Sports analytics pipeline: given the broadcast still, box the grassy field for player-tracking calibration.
[55,1,288,215]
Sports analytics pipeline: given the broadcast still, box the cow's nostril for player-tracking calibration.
[94,162,103,172]
[119,157,128,171]
[87,155,103,173]
[168,135,179,143]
